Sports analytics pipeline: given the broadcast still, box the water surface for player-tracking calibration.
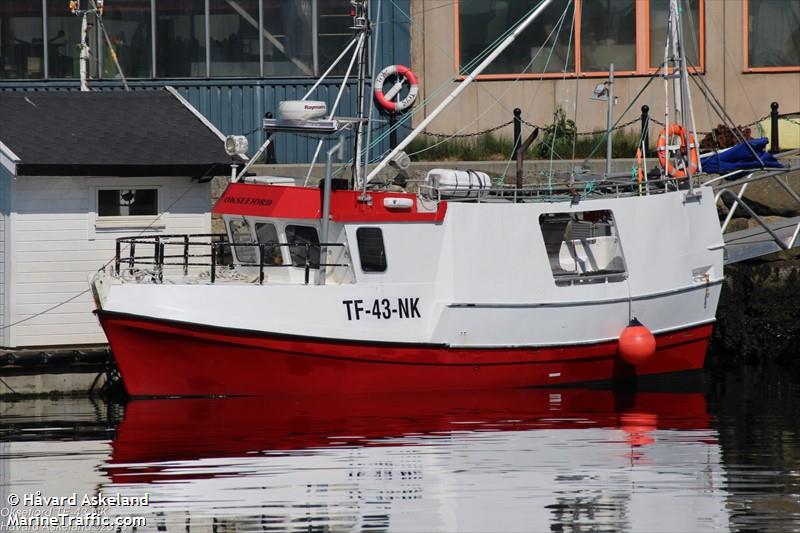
[1,366,799,532]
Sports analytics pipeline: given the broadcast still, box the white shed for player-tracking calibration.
[0,89,235,349]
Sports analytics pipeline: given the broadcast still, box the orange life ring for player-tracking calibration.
[374,64,419,113]
[656,124,698,178]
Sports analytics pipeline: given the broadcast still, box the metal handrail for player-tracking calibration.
[114,234,348,285]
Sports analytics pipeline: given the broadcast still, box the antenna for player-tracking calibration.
[69,0,130,91]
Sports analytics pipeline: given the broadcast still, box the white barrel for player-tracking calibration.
[425,169,492,199]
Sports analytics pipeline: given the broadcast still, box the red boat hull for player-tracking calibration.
[97,311,712,396]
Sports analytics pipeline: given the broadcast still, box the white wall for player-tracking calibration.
[6,175,211,348]
[0,167,11,348]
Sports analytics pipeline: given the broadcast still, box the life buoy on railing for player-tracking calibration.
[374,64,419,113]
[656,124,699,178]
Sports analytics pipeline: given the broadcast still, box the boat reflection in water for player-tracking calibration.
[104,387,727,532]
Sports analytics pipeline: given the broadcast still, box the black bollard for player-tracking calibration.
[265,112,277,164]
[640,105,650,156]
[512,108,522,161]
[770,102,780,153]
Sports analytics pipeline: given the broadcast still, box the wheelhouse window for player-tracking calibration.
[98,188,158,216]
[228,218,257,263]
[285,225,320,269]
[539,210,627,286]
[745,0,800,70]
[255,222,283,266]
[357,228,387,273]
[456,0,704,78]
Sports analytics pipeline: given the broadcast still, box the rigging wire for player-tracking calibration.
[400,1,572,161]
[546,0,576,193]
[366,0,551,153]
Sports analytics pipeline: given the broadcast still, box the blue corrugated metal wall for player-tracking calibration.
[0,0,411,165]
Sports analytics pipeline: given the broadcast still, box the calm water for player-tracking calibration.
[2,366,800,532]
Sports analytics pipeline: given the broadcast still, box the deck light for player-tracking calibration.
[224,135,249,157]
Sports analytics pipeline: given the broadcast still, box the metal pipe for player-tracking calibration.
[42,0,49,79]
[365,0,556,183]
[318,136,345,286]
[605,63,614,178]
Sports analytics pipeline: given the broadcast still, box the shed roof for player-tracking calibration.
[0,89,237,178]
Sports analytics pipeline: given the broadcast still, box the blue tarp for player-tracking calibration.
[700,137,783,175]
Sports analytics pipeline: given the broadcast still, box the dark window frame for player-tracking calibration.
[285,224,320,269]
[356,227,387,273]
[538,209,628,287]
[97,187,159,217]
[455,0,705,80]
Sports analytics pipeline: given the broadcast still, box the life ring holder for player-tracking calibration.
[374,64,419,113]
[656,124,699,178]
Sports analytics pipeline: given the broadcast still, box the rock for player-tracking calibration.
[712,260,800,362]
[746,215,788,229]
[730,169,800,217]
[724,217,749,233]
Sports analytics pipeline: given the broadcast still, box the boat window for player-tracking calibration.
[357,228,387,273]
[255,222,282,266]
[539,210,627,286]
[228,218,257,264]
[285,225,320,269]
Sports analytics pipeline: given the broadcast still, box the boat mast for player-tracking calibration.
[670,0,697,190]
[365,0,556,183]
[352,0,370,188]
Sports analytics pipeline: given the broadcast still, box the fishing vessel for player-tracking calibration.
[90,0,796,396]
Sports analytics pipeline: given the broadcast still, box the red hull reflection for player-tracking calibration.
[107,387,710,484]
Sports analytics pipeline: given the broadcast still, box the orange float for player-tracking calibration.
[656,124,699,178]
[618,319,657,365]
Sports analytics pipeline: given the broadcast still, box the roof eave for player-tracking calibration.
[14,163,232,179]
[0,141,20,176]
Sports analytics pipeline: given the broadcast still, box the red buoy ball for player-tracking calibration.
[618,321,656,365]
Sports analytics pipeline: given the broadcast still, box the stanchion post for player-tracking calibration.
[770,101,780,153]
[640,105,650,156]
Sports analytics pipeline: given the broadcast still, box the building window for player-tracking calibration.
[649,0,701,68]
[98,188,158,216]
[255,221,283,265]
[0,1,355,81]
[156,0,207,77]
[209,0,260,77]
[285,225,320,268]
[539,210,627,286]
[100,0,153,79]
[456,0,704,78]
[356,228,387,273]
[317,0,353,75]
[745,0,800,71]
[580,0,636,72]
[48,1,99,79]
[0,1,44,79]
